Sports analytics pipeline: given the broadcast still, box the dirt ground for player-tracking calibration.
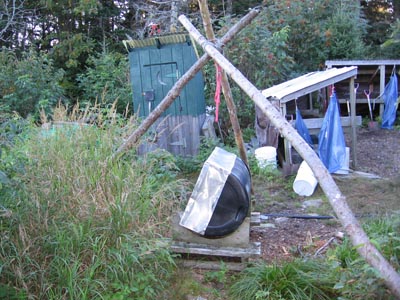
[176,127,400,300]
[251,127,400,263]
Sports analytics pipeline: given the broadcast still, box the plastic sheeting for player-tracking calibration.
[295,107,313,147]
[318,92,346,173]
[179,147,236,235]
[381,73,398,129]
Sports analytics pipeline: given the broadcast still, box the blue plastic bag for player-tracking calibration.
[318,92,346,173]
[295,107,313,147]
[381,74,398,129]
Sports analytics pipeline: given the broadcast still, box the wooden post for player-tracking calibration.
[179,14,400,298]
[198,0,249,167]
[379,65,386,118]
[349,76,357,169]
[112,8,260,159]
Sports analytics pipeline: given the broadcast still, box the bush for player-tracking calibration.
[77,52,133,114]
[0,48,66,119]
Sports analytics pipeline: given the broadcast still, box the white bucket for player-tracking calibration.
[293,161,318,196]
[254,146,277,169]
[334,147,350,175]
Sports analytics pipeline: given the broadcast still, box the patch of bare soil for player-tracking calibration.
[251,127,400,264]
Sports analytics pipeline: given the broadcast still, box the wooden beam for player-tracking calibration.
[198,0,249,167]
[179,15,400,297]
[302,115,362,130]
[326,59,400,67]
[349,76,357,169]
[380,65,386,117]
[112,9,260,159]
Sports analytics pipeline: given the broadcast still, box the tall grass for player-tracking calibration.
[229,259,338,300]
[0,103,188,299]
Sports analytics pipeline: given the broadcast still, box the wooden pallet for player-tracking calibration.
[171,240,261,271]
[170,212,261,270]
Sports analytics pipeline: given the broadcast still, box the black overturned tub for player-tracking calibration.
[204,156,251,238]
[180,147,251,239]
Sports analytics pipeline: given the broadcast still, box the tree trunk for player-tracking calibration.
[178,14,400,298]
[198,0,249,167]
[393,0,400,20]
[226,0,233,24]
[170,0,180,32]
[112,8,260,159]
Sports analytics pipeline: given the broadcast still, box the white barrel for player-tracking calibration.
[293,161,318,196]
[334,147,350,175]
[254,146,277,169]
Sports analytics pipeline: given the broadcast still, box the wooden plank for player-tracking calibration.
[172,214,251,248]
[326,59,400,67]
[250,212,261,226]
[302,115,362,129]
[338,98,384,104]
[178,260,246,271]
[171,241,261,259]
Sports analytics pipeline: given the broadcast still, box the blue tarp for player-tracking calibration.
[381,73,398,129]
[318,92,346,173]
[295,107,313,147]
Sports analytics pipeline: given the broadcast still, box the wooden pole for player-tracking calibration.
[112,8,260,160]
[349,76,357,169]
[178,14,400,298]
[198,0,249,166]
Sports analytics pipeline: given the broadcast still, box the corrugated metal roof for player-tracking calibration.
[123,33,190,51]
[261,66,358,103]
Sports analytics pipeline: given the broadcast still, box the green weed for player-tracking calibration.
[0,103,186,299]
[230,258,338,300]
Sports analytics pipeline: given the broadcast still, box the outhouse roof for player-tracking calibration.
[123,33,190,51]
[261,66,357,103]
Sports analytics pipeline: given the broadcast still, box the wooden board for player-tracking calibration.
[171,241,261,259]
[170,212,261,270]
[303,115,362,134]
[171,213,251,248]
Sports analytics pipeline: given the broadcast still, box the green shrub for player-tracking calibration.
[325,215,400,299]
[0,49,66,119]
[77,52,133,114]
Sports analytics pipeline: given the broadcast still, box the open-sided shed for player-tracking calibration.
[325,60,400,118]
[261,66,360,168]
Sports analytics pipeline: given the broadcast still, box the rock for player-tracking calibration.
[302,199,323,209]
[260,223,276,228]
[186,296,207,300]
[275,217,289,223]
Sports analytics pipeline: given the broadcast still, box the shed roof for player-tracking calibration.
[326,59,400,67]
[261,66,357,103]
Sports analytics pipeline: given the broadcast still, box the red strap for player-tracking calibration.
[214,63,222,122]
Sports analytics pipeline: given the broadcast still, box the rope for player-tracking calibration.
[214,63,222,122]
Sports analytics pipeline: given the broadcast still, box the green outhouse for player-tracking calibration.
[124,34,206,156]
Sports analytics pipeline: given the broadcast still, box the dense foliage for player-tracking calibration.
[1,1,399,298]
[0,105,187,299]
[1,0,399,124]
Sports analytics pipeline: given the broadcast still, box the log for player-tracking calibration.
[112,8,260,160]
[178,14,400,298]
[198,0,249,166]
